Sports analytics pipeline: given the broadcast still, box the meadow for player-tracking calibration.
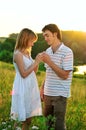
[0,61,86,130]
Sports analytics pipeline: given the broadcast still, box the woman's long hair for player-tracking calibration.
[15,28,38,53]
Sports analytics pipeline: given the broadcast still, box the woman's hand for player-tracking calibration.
[35,53,44,64]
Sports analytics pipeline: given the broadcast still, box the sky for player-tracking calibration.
[0,0,86,37]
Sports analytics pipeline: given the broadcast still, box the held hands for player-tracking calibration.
[35,52,51,65]
[35,53,44,65]
[41,52,51,64]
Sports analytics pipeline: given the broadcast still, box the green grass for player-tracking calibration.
[0,61,86,130]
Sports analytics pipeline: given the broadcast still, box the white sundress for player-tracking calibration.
[11,51,42,121]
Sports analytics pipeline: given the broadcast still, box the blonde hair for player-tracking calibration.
[15,28,38,53]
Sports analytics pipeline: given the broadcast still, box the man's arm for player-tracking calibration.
[40,81,45,101]
[42,52,72,79]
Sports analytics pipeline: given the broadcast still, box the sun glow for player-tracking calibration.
[0,0,86,37]
[74,65,86,75]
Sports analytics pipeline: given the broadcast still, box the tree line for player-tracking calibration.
[0,31,86,65]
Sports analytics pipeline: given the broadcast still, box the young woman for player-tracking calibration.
[11,28,42,130]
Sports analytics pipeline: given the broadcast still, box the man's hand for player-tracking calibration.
[40,87,44,102]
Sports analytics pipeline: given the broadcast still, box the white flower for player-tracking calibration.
[2,122,6,125]
[32,125,39,130]
[16,127,21,130]
[8,125,11,128]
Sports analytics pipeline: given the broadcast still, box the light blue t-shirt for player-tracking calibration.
[44,43,73,97]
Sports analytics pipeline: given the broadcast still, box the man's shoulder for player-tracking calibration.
[61,43,73,53]
[46,46,51,52]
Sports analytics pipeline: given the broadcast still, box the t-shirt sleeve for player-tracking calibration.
[62,50,73,71]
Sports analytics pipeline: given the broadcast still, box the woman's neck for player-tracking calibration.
[21,49,31,58]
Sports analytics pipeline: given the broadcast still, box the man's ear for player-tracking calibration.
[53,32,57,37]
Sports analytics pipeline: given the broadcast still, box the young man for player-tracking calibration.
[40,24,73,130]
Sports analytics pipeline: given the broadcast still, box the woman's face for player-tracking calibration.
[27,39,35,48]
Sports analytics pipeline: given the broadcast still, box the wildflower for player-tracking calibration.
[8,125,11,128]
[16,127,21,130]
[10,90,15,95]
[2,122,6,125]
[32,125,39,129]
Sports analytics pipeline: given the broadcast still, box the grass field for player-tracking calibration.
[0,61,86,130]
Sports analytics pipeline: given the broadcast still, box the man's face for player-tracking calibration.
[43,30,56,45]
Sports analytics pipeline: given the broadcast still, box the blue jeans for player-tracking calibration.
[43,95,67,130]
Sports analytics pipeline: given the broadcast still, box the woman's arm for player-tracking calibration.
[14,52,39,78]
